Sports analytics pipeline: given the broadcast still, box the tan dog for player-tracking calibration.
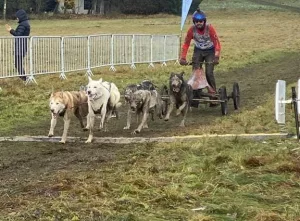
[48,90,89,143]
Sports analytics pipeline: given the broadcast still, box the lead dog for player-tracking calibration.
[129,89,163,134]
[164,72,193,127]
[85,77,121,143]
[123,80,157,130]
[48,90,89,143]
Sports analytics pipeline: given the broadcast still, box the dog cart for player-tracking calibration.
[161,68,240,116]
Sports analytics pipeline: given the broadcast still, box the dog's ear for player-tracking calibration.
[48,91,53,97]
[60,90,64,98]
[180,71,185,77]
[49,86,54,97]
[170,72,175,77]
[79,85,86,91]
[88,76,93,83]
[99,78,103,83]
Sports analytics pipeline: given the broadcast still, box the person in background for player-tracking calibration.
[5,9,31,81]
[179,8,221,93]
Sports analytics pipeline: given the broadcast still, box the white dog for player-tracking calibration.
[85,77,121,143]
[101,80,122,120]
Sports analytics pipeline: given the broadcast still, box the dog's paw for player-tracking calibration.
[123,126,130,130]
[179,122,185,127]
[142,124,148,129]
[176,109,181,116]
[83,128,89,131]
[48,134,53,137]
[131,129,140,135]
[164,117,169,121]
[85,135,93,143]
[59,140,66,144]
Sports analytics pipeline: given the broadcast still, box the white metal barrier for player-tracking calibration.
[0,34,180,83]
[0,37,30,79]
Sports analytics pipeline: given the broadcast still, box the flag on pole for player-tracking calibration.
[181,0,193,31]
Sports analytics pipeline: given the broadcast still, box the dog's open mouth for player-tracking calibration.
[52,112,59,119]
[173,87,180,93]
[88,93,97,100]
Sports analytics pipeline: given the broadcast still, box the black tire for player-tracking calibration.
[160,85,169,116]
[232,82,240,110]
[292,87,300,140]
[219,86,228,116]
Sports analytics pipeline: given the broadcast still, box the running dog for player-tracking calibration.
[101,80,122,120]
[123,80,157,130]
[85,77,121,143]
[164,72,193,127]
[129,89,163,134]
[48,90,89,143]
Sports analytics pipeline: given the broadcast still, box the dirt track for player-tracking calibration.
[2,52,299,139]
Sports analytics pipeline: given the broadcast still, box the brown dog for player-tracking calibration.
[48,90,89,143]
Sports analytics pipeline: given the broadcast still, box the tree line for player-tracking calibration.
[1,0,202,18]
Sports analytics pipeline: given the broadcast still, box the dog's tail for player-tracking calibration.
[116,102,122,108]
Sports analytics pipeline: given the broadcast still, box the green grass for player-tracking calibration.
[1,138,300,220]
[1,0,300,220]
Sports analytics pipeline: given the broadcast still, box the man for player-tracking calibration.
[180,8,221,93]
[5,9,31,81]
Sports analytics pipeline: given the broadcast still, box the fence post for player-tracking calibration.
[161,35,167,66]
[148,35,154,68]
[26,37,37,85]
[86,35,93,76]
[109,34,116,72]
[130,34,136,69]
[60,37,67,79]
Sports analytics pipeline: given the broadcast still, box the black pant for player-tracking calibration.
[192,48,216,91]
[14,54,26,77]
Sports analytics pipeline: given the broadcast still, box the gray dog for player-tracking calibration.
[129,89,163,134]
[123,80,157,130]
[164,72,193,127]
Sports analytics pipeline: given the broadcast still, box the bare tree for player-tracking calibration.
[99,0,104,15]
[3,0,7,20]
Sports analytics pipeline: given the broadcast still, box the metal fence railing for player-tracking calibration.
[0,34,180,84]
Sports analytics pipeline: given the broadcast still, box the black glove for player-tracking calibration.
[179,58,188,66]
[213,56,219,65]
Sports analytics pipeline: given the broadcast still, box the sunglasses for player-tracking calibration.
[195,19,205,23]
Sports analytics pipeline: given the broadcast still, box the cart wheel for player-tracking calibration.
[292,87,300,140]
[219,86,228,115]
[160,84,169,116]
[232,82,240,110]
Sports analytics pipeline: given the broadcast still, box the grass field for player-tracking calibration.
[1,0,300,220]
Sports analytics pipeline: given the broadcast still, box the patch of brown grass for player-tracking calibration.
[243,156,268,168]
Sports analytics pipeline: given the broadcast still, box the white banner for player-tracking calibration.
[181,0,193,31]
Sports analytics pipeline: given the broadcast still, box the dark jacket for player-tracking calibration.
[10,9,31,56]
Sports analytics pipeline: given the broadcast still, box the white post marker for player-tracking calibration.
[275,80,287,124]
